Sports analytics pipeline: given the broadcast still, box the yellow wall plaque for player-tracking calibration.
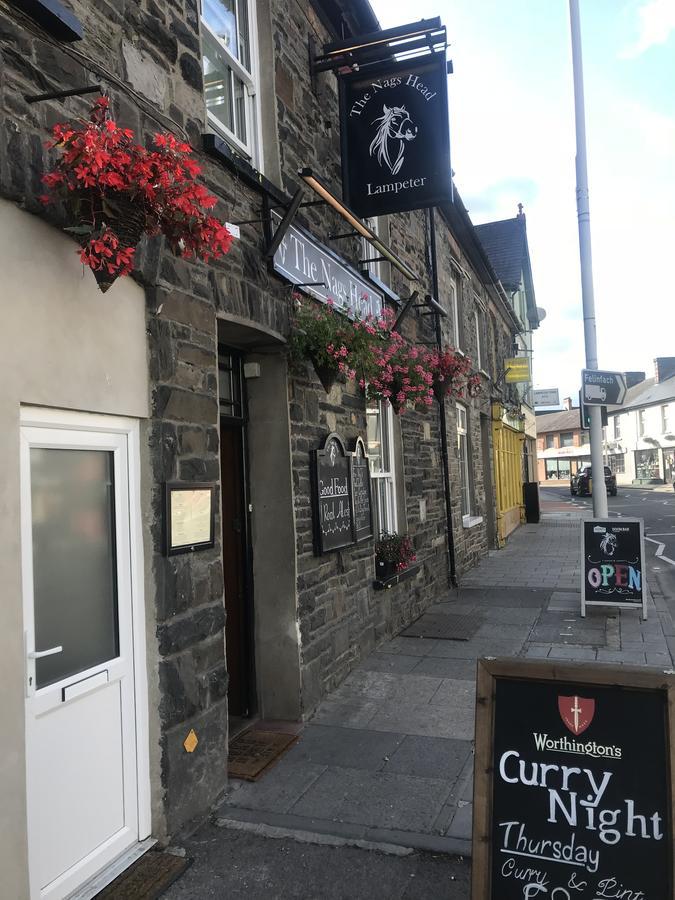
[183,729,198,753]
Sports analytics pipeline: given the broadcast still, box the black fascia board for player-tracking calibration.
[310,0,380,43]
[323,16,442,55]
[9,0,83,41]
[202,133,287,206]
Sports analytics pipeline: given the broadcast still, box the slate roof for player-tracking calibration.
[474,218,527,290]
[474,215,539,329]
[535,408,585,434]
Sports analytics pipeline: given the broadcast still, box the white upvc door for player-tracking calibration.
[21,411,147,900]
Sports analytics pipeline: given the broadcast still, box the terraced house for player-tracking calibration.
[0,0,538,896]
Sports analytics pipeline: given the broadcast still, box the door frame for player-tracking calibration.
[20,406,151,896]
[218,346,257,722]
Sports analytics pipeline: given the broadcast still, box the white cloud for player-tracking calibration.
[622,0,675,58]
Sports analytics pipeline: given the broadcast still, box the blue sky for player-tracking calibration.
[369,0,675,403]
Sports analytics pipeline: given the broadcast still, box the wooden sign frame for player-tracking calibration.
[311,432,354,555]
[164,482,216,556]
[350,436,373,544]
[472,657,675,899]
[581,517,647,619]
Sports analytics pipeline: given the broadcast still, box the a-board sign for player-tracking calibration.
[581,518,646,619]
[472,658,675,900]
[311,433,354,554]
[350,437,373,543]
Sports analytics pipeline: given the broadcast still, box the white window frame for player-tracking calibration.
[200,0,263,167]
[367,398,398,536]
[457,403,471,519]
[662,405,670,434]
[361,217,384,284]
[474,301,486,372]
[638,409,646,437]
[449,278,461,348]
[613,415,621,440]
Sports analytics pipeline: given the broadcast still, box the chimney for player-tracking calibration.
[563,396,572,410]
[625,371,646,388]
[517,202,525,221]
[654,357,675,384]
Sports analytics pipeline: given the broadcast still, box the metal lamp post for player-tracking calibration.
[569,0,608,517]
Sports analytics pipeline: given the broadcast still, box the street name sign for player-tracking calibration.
[472,658,675,900]
[533,388,560,408]
[581,369,627,405]
[581,518,646,619]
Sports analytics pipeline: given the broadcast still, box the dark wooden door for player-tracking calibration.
[220,422,251,718]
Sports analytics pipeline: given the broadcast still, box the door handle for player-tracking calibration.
[28,646,63,659]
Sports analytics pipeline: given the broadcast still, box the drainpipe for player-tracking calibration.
[429,207,458,587]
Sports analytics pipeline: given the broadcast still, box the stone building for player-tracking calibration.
[0,1,530,896]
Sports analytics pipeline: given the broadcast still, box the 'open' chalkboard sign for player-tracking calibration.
[472,658,675,900]
[581,518,646,619]
[311,433,354,554]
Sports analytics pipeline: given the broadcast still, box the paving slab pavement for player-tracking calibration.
[205,512,675,865]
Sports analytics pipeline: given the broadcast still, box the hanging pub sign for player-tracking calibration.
[350,437,373,543]
[472,657,675,900]
[581,518,646,619]
[311,433,354,554]
[339,53,452,217]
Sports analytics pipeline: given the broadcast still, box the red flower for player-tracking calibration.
[41,96,233,286]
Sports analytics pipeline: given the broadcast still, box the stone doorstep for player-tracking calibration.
[215,808,472,859]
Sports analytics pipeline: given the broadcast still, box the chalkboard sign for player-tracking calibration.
[581,518,646,619]
[350,437,373,543]
[311,433,354,554]
[472,658,675,900]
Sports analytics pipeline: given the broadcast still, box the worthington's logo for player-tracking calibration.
[559,695,595,736]
[533,733,622,759]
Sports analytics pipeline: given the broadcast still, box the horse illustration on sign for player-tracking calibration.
[369,105,418,175]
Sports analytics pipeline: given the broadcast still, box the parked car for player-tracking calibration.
[570,465,617,496]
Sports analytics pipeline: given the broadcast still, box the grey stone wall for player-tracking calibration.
[0,0,518,837]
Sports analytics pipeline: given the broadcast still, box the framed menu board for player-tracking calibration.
[472,658,675,900]
[350,437,373,543]
[311,433,354,554]
[165,482,216,555]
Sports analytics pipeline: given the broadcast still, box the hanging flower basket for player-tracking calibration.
[422,349,482,403]
[289,295,391,393]
[366,334,435,414]
[40,96,233,293]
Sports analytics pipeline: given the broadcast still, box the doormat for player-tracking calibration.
[228,729,299,781]
[94,851,191,899]
[400,611,483,641]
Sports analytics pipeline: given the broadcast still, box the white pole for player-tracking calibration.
[569,0,608,517]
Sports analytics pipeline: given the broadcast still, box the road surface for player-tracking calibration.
[541,484,675,613]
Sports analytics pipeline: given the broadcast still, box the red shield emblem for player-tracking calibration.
[558,695,595,736]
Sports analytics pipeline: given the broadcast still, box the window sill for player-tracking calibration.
[462,515,483,529]
[373,562,421,591]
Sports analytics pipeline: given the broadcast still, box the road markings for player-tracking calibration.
[645,537,675,568]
